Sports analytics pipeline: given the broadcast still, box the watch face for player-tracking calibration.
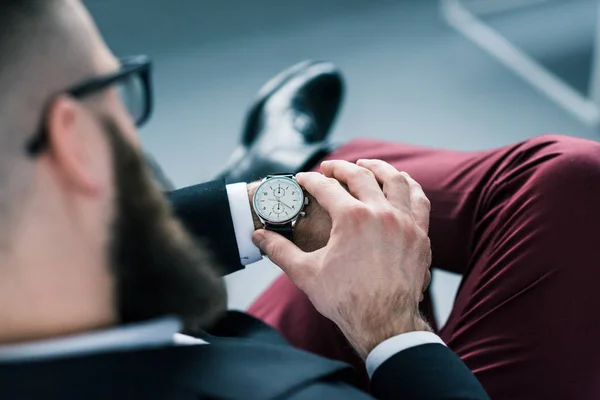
[253,177,305,223]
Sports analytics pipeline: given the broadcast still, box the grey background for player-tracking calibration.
[87,0,599,326]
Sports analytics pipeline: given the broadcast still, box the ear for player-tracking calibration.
[45,95,102,196]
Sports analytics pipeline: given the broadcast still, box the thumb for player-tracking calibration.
[252,229,306,278]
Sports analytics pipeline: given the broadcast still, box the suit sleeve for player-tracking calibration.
[370,343,490,400]
[167,180,244,276]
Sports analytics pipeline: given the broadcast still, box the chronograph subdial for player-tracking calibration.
[272,202,285,214]
[273,185,286,198]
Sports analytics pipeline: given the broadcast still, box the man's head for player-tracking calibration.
[0,0,226,343]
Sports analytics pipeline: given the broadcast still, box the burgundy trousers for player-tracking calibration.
[247,134,600,400]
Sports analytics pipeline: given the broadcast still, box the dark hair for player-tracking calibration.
[0,1,52,230]
[0,1,51,56]
[0,0,95,243]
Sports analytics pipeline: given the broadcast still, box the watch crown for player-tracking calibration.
[300,212,306,217]
[304,197,309,205]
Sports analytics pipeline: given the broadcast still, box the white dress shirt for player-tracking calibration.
[0,317,204,363]
[226,183,263,265]
[0,183,446,378]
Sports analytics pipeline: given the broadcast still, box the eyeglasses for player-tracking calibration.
[26,55,153,156]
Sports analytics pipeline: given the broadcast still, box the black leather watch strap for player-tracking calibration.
[267,223,294,241]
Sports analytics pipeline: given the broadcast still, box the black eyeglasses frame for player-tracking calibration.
[26,55,153,156]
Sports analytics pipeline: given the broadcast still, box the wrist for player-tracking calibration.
[246,182,263,231]
[343,312,432,359]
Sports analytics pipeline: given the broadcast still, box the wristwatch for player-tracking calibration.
[252,173,308,241]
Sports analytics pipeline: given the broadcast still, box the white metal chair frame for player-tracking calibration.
[441,0,600,127]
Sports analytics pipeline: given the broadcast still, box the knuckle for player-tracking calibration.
[420,195,432,211]
[422,236,432,252]
[392,173,409,187]
[346,204,372,222]
[319,177,338,188]
[399,216,418,238]
[359,168,375,179]
[325,176,339,185]
[422,238,433,266]
[350,167,374,181]
[415,230,431,254]
[378,208,401,229]
[409,176,422,187]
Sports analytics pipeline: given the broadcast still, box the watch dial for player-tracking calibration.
[254,177,305,223]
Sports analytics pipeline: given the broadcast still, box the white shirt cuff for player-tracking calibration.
[366,331,446,378]
[226,183,263,266]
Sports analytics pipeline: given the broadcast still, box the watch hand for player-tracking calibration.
[279,201,294,210]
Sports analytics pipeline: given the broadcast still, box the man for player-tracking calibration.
[0,1,488,399]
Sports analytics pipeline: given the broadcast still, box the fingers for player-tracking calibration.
[320,160,386,204]
[357,160,431,234]
[355,159,411,211]
[296,172,359,216]
[419,268,432,303]
[403,173,431,235]
[252,230,308,283]
[422,269,432,295]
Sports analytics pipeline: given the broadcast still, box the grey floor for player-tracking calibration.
[88,0,599,327]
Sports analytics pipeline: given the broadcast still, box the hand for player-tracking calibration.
[292,191,332,252]
[252,160,433,358]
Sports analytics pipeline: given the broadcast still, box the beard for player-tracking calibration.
[104,119,227,333]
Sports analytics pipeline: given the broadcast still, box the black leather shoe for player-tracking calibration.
[221,60,318,174]
[219,61,344,184]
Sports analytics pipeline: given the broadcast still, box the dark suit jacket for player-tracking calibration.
[0,181,490,400]
[0,311,488,399]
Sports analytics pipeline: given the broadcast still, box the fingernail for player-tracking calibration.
[252,231,265,250]
[296,172,307,183]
